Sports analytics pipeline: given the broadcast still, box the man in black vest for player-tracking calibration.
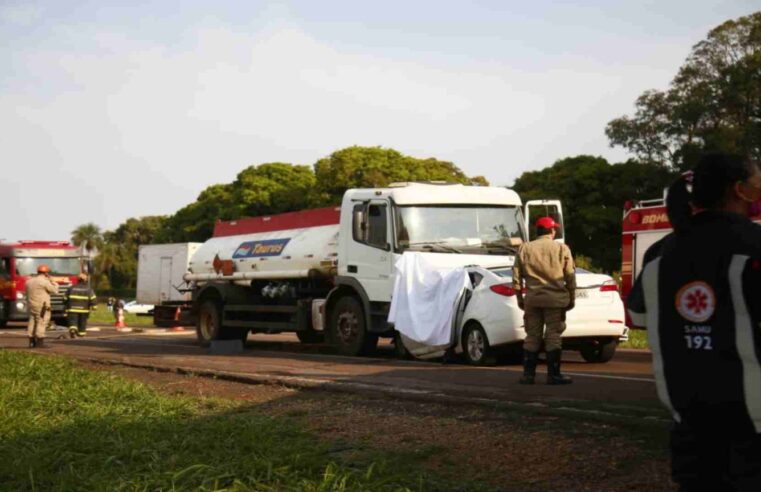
[628,153,761,490]
[65,274,97,337]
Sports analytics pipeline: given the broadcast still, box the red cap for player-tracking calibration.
[535,216,558,229]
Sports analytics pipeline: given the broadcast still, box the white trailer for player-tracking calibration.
[137,243,201,326]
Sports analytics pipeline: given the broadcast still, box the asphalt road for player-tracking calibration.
[0,323,663,419]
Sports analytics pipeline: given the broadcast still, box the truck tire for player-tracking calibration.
[296,329,324,344]
[580,338,618,363]
[196,301,220,347]
[328,296,377,356]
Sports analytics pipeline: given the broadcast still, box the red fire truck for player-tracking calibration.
[621,196,761,320]
[0,241,87,327]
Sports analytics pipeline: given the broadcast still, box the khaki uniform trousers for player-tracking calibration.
[27,304,51,339]
[523,306,566,353]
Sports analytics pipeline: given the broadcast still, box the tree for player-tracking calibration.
[606,12,761,170]
[512,155,675,272]
[158,163,316,242]
[313,146,488,204]
[70,223,103,257]
[97,216,167,289]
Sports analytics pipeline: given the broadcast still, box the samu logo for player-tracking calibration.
[675,281,716,323]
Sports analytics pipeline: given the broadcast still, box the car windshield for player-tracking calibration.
[396,206,526,254]
[15,257,80,276]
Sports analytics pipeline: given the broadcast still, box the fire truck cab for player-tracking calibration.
[0,241,85,327]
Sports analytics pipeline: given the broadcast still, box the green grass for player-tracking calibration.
[88,303,155,327]
[0,351,455,491]
[621,329,649,349]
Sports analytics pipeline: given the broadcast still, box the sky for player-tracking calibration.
[1,0,758,241]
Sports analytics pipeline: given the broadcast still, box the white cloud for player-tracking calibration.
[0,4,43,26]
[1,22,679,240]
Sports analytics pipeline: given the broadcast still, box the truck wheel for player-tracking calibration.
[328,296,377,356]
[0,319,6,328]
[462,322,496,366]
[296,330,324,344]
[580,338,618,363]
[196,301,222,347]
[197,301,247,346]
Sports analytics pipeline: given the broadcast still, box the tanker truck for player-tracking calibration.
[183,182,562,356]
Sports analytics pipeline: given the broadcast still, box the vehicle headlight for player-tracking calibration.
[16,292,25,300]
[16,302,25,310]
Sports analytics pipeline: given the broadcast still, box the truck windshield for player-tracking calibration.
[15,257,80,276]
[395,205,526,254]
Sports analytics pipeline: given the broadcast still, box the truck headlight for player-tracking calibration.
[16,302,25,311]
[16,292,25,300]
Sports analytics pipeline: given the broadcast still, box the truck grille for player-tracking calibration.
[50,285,71,313]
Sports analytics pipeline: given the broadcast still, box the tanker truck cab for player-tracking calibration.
[327,184,563,355]
[185,182,564,357]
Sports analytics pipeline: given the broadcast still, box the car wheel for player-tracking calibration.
[462,322,496,366]
[580,338,618,363]
[328,296,377,356]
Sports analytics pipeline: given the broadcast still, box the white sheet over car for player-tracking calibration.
[388,253,471,347]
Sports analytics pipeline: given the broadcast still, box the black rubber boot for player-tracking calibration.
[28,337,36,348]
[35,338,46,349]
[546,349,572,385]
[519,350,538,385]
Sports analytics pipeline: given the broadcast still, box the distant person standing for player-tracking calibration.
[106,297,115,312]
[65,274,97,337]
[513,217,576,385]
[25,264,59,348]
[628,153,761,489]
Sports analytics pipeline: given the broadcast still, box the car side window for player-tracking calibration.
[0,258,9,278]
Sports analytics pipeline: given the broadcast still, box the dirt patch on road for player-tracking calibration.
[77,360,674,491]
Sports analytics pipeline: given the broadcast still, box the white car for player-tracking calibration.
[123,300,154,316]
[454,267,628,365]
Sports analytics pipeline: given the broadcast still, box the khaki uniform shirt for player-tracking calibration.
[25,274,59,313]
[512,235,576,308]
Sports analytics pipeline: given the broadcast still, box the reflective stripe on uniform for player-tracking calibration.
[66,309,91,313]
[643,257,682,423]
[729,255,761,433]
[68,295,91,300]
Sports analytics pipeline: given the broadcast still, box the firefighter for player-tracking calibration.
[65,273,97,337]
[25,264,59,348]
[628,153,761,489]
[513,216,576,385]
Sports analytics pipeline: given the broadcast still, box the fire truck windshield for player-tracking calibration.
[396,205,526,254]
[15,257,80,276]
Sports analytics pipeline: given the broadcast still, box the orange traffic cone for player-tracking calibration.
[115,308,130,331]
[170,307,185,332]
